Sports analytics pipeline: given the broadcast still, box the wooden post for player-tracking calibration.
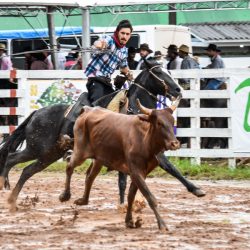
[190,77,201,165]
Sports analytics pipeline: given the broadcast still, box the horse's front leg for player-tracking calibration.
[157,153,205,197]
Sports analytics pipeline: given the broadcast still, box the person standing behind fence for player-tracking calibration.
[204,44,226,90]
[135,43,154,70]
[165,44,182,70]
[0,43,13,70]
[127,46,138,70]
[178,44,200,88]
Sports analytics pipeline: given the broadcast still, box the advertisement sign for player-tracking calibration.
[230,76,250,153]
[27,79,87,112]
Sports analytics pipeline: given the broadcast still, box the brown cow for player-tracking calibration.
[59,99,180,230]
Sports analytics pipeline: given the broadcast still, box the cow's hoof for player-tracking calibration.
[135,216,143,228]
[158,222,168,232]
[0,176,5,190]
[59,191,71,202]
[126,220,135,228]
[5,183,10,190]
[74,198,88,205]
[8,196,17,212]
[192,188,206,197]
[159,226,169,232]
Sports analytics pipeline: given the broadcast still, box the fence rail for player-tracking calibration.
[1,68,250,167]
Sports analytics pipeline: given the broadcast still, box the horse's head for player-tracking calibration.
[141,58,182,100]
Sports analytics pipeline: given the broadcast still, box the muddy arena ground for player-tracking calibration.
[0,172,249,250]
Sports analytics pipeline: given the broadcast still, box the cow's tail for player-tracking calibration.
[0,111,36,175]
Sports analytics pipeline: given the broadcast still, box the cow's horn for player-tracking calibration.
[169,95,181,112]
[136,99,152,115]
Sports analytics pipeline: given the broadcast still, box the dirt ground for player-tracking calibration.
[0,172,249,250]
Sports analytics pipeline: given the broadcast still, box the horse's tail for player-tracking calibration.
[0,111,36,174]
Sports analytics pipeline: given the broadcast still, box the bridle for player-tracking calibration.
[148,65,170,95]
[129,64,175,110]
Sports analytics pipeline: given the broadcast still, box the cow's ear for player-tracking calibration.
[80,107,85,115]
[138,114,150,122]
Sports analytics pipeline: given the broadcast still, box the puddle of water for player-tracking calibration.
[215,195,234,203]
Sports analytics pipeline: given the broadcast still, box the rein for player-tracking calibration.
[131,82,169,108]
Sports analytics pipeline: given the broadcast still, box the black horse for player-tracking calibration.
[0,59,204,209]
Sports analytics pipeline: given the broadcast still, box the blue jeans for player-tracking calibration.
[205,79,223,90]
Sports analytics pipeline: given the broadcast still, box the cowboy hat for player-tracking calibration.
[204,43,221,52]
[136,43,153,53]
[0,43,6,50]
[154,50,162,58]
[163,44,178,54]
[178,44,190,54]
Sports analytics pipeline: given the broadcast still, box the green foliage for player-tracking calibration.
[14,158,250,180]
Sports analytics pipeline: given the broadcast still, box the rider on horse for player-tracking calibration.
[85,19,134,103]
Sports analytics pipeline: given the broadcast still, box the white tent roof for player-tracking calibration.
[0,0,81,7]
[0,0,240,8]
[82,0,239,7]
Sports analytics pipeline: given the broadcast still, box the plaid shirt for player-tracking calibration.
[85,35,128,78]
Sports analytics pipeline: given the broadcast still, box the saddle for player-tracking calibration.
[106,89,128,113]
[64,89,128,122]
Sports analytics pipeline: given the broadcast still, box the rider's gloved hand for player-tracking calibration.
[125,70,133,81]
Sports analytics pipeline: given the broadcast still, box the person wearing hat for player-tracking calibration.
[153,50,165,67]
[165,44,182,70]
[127,46,138,70]
[85,20,133,103]
[178,44,200,87]
[135,43,154,70]
[0,43,13,70]
[204,43,226,90]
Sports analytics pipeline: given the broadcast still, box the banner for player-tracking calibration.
[230,76,250,153]
[27,79,87,112]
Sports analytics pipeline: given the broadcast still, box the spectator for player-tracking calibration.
[127,46,138,70]
[178,44,200,88]
[153,50,165,67]
[30,48,53,70]
[136,43,154,70]
[23,46,33,70]
[204,44,226,90]
[165,44,182,70]
[0,43,13,70]
[64,50,81,70]
[56,44,68,70]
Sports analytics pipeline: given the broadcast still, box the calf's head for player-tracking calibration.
[137,98,180,151]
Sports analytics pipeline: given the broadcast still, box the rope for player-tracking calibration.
[58,6,82,49]
[102,12,120,37]
[6,48,112,58]
[18,8,49,48]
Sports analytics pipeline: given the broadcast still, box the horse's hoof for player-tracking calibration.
[0,176,5,190]
[59,191,71,202]
[74,198,88,205]
[126,220,135,228]
[192,188,206,197]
